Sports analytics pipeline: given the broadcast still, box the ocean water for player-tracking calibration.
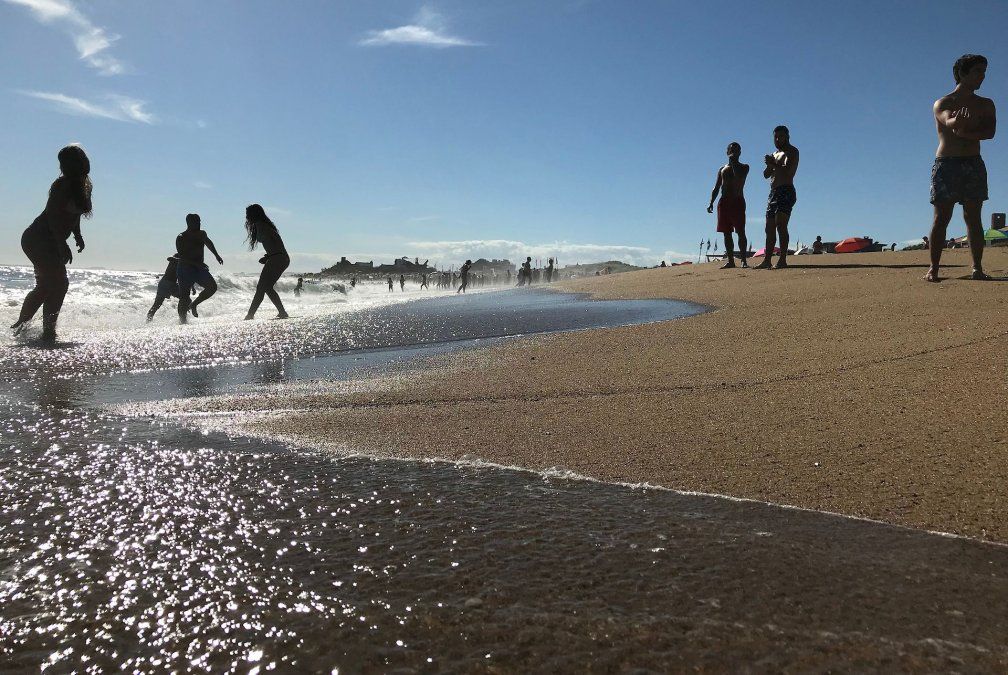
[2,267,1007,671]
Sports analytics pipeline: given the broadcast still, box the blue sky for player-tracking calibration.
[1,0,1005,271]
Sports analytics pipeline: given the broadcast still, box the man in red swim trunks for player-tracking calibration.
[707,142,749,268]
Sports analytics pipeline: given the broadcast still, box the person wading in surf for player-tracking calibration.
[176,213,224,323]
[244,204,290,320]
[12,145,93,343]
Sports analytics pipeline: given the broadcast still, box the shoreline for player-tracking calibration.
[169,248,1005,541]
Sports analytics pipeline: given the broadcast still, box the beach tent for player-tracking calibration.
[984,228,1008,242]
[834,237,872,253]
[753,246,781,257]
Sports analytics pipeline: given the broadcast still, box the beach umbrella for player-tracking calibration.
[984,228,1008,242]
[834,237,872,253]
[753,246,781,257]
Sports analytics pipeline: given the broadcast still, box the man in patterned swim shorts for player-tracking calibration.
[755,126,799,270]
[927,54,997,282]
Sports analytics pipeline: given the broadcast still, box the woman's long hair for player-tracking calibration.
[54,145,93,217]
[245,203,276,250]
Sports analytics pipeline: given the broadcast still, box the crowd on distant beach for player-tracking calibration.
[9,54,997,344]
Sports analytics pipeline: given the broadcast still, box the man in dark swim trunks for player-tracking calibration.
[755,126,799,270]
[708,142,750,268]
[147,255,180,322]
[926,54,997,282]
[176,213,224,323]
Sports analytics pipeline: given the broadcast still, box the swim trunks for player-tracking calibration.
[766,185,797,218]
[716,196,746,234]
[176,262,214,293]
[156,274,179,300]
[930,156,988,205]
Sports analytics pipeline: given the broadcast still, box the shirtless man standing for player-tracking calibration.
[707,142,749,268]
[927,54,996,282]
[755,126,799,269]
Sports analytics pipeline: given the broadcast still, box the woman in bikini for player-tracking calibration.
[12,145,93,342]
[244,204,290,320]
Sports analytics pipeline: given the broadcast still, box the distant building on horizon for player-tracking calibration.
[321,256,433,276]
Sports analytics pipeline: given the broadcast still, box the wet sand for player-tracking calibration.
[237,248,1008,542]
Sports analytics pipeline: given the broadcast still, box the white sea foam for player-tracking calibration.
[0,265,456,344]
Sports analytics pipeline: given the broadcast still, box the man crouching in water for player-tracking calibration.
[927,54,997,282]
[176,213,224,323]
[755,126,799,270]
[707,142,749,268]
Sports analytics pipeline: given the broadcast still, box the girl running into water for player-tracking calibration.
[12,145,93,343]
[244,204,290,320]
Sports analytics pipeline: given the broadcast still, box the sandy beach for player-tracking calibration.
[230,248,1007,542]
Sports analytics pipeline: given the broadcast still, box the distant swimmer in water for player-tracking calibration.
[399,274,405,291]
[926,54,996,282]
[244,204,290,320]
[388,276,394,292]
[708,142,750,268]
[420,273,429,289]
[147,256,181,322]
[294,276,303,297]
[176,213,224,323]
[11,145,93,343]
[754,126,799,270]
[457,259,472,293]
[350,276,357,288]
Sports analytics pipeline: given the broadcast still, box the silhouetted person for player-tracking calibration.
[755,126,799,270]
[243,204,289,320]
[457,259,473,293]
[12,145,92,343]
[176,213,223,323]
[926,54,996,282]
[517,257,532,286]
[812,235,824,254]
[350,276,357,288]
[388,276,394,292]
[545,257,555,282]
[708,141,750,268]
[294,276,304,297]
[147,256,180,322]
[923,235,930,250]
[399,274,405,291]
[420,273,429,289]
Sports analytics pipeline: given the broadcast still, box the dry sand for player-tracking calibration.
[237,249,1006,541]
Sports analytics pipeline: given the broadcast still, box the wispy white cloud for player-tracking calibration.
[263,205,293,218]
[3,0,126,75]
[405,239,661,267]
[360,7,481,48]
[19,90,156,124]
[193,181,213,190]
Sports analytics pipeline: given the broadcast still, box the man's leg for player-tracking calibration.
[148,289,169,321]
[721,232,735,268]
[962,200,989,279]
[927,201,955,281]
[190,278,218,316]
[754,215,776,269]
[737,230,749,267]
[774,212,791,268]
